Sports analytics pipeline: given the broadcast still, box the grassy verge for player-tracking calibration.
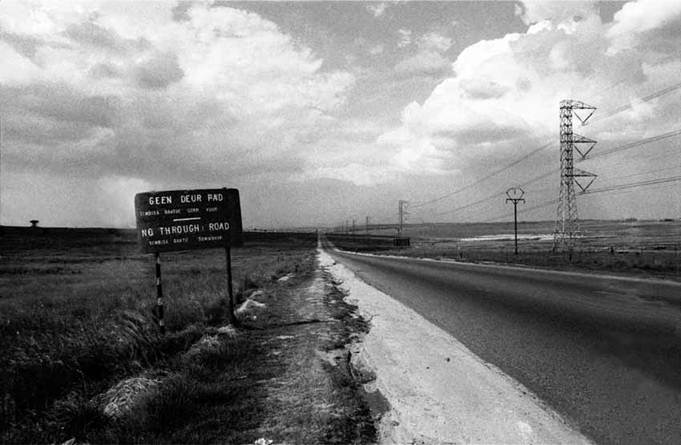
[0,229,319,443]
[328,236,681,281]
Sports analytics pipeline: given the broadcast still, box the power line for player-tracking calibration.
[434,126,681,219]
[597,81,681,121]
[484,175,681,223]
[581,127,681,160]
[582,174,681,196]
[411,81,681,213]
[407,80,681,224]
[481,197,559,223]
[412,80,681,211]
[593,164,681,183]
[411,142,552,209]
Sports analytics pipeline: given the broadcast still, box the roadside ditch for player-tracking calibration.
[55,251,382,444]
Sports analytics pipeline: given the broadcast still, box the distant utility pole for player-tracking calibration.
[365,216,369,234]
[352,218,356,234]
[506,187,525,255]
[553,99,598,255]
[398,200,408,236]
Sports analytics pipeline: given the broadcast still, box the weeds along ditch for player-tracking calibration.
[0,227,317,443]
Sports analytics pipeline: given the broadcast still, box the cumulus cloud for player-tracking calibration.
[0,1,354,185]
[606,0,681,54]
[377,0,681,174]
[132,51,184,89]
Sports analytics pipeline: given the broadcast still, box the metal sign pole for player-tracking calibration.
[155,252,165,334]
[225,246,236,325]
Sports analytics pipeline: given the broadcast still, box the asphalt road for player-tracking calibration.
[324,246,681,445]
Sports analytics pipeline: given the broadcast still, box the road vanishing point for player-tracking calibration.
[324,244,681,445]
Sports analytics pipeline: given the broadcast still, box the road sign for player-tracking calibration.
[134,188,243,253]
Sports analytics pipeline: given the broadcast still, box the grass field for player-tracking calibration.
[331,220,681,279]
[1,227,374,443]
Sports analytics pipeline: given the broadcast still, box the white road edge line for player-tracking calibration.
[319,247,593,445]
[330,246,681,287]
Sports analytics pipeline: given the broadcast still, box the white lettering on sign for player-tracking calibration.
[158,224,200,236]
[149,196,172,205]
[207,193,223,202]
[198,235,222,242]
[208,222,230,231]
[181,194,202,203]
[141,228,154,237]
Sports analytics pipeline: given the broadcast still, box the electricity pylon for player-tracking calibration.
[553,99,598,254]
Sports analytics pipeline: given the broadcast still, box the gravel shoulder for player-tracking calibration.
[320,247,592,445]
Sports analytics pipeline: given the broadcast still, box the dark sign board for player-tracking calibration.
[134,188,243,253]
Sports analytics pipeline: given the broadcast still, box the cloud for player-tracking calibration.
[132,51,184,89]
[368,44,384,55]
[0,2,354,185]
[518,1,597,25]
[606,0,681,53]
[394,31,454,76]
[64,20,127,51]
[394,50,450,76]
[0,41,41,84]
[397,28,412,47]
[377,0,681,175]
[419,32,453,52]
[366,2,388,18]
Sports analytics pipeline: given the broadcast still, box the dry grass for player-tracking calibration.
[331,220,681,280]
[0,227,317,443]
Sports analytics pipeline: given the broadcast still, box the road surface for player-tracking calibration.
[324,245,681,445]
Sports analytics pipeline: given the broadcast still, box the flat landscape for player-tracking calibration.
[0,228,374,444]
[2,1,681,443]
[334,219,681,280]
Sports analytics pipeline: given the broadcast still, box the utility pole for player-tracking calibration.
[506,187,525,255]
[352,218,356,234]
[365,216,369,234]
[398,200,408,236]
[553,99,598,255]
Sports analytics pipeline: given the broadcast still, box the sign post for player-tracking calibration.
[225,246,236,325]
[155,252,165,334]
[505,187,525,255]
[135,188,243,333]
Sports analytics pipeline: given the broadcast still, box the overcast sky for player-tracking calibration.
[1,0,680,228]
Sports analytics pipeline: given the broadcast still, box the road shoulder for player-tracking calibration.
[320,248,592,444]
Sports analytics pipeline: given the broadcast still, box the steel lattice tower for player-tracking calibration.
[553,100,598,254]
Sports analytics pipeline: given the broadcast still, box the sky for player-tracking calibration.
[1,0,680,229]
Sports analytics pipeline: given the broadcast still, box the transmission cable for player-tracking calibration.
[410,142,553,209]
[412,80,681,213]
